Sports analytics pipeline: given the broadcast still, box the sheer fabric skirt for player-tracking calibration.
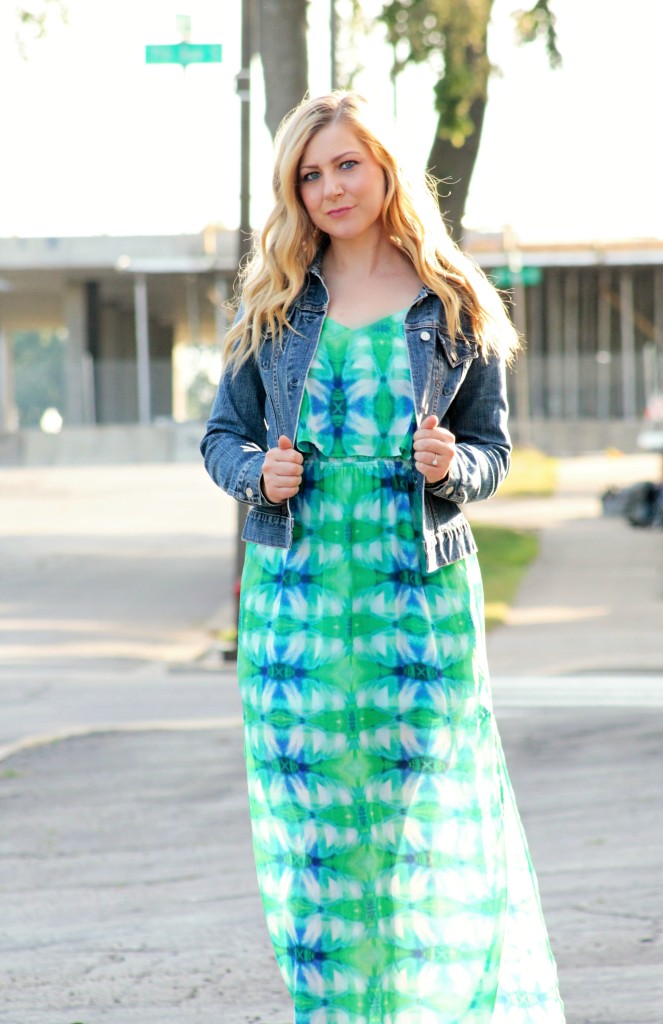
[238,455,565,1024]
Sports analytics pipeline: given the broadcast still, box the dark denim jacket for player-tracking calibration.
[201,255,511,572]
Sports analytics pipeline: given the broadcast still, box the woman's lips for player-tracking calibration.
[327,206,353,218]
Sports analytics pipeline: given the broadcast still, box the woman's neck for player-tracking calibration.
[323,227,401,279]
[321,228,422,329]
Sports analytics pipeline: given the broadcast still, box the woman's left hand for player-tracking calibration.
[413,414,456,485]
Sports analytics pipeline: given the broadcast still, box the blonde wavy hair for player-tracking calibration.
[223,91,519,369]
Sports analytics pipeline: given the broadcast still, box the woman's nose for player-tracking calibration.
[323,174,343,198]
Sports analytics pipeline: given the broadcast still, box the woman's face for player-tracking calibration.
[298,122,386,242]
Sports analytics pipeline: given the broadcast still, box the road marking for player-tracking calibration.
[492,675,663,708]
[2,675,662,765]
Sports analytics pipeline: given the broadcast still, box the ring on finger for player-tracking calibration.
[432,455,438,466]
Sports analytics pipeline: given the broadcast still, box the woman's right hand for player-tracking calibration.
[261,436,304,503]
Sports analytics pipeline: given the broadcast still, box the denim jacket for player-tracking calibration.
[201,253,511,572]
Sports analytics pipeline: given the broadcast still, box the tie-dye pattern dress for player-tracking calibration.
[237,311,565,1024]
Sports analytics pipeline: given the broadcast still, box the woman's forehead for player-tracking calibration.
[300,122,367,166]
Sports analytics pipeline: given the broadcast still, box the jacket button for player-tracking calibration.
[245,486,254,499]
[420,330,431,341]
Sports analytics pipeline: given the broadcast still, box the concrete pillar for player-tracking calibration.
[214,273,229,347]
[0,322,18,432]
[64,282,94,425]
[185,275,201,346]
[510,284,531,445]
[527,281,545,418]
[579,272,595,416]
[546,271,564,418]
[134,274,151,424]
[654,267,663,394]
[563,270,580,418]
[596,269,612,420]
[619,270,637,420]
[151,322,174,419]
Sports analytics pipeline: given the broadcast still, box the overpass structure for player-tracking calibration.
[0,229,662,459]
[0,229,238,433]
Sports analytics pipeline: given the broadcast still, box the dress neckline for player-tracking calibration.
[324,307,408,333]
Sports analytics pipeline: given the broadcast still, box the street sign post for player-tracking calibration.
[489,266,542,288]
[145,42,222,68]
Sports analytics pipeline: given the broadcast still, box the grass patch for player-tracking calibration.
[499,446,558,499]
[474,524,539,630]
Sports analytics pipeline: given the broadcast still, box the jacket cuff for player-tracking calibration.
[425,462,462,503]
[234,451,271,507]
[258,474,285,508]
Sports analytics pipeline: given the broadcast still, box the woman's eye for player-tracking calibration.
[300,170,321,183]
[340,160,358,170]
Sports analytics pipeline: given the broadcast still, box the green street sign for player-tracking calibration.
[145,42,222,67]
[489,266,543,288]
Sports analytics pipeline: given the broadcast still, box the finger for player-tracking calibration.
[420,414,438,430]
[275,436,303,462]
[267,450,303,467]
[265,449,303,469]
[269,485,301,499]
[271,464,303,480]
[413,427,455,443]
[411,440,452,460]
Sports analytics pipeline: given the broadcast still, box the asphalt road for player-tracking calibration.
[1,459,662,1024]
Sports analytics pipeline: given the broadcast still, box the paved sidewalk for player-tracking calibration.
[1,456,662,1024]
[472,452,663,678]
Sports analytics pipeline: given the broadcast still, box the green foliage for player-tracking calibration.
[473,524,539,630]
[377,0,560,146]
[380,0,494,145]
[16,0,68,58]
[12,330,66,427]
[513,0,562,67]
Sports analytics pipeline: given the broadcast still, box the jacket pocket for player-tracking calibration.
[436,329,478,369]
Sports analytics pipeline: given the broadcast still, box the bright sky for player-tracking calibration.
[0,0,661,244]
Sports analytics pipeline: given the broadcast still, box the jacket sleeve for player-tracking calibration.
[427,350,512,505]
[200,322,276,509]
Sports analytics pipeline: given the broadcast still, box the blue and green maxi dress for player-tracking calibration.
[238,311,565,1024]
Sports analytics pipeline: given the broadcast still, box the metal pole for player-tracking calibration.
[231,0,253,649]
[237,0,252,268]
[133,273,151,424]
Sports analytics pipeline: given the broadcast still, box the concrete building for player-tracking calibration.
[0,229,662,462]
[470,233,663,452]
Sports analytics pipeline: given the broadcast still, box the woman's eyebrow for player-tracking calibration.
[300,150,361,170]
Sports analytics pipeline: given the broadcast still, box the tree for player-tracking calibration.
[15,0,68,58]
[378,0,562,238]
[258,0,309,139]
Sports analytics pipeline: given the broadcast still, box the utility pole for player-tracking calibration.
[237,0,252,267]
[231,0,253,650]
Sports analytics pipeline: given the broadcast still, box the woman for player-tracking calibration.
[202,92,565,1023]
